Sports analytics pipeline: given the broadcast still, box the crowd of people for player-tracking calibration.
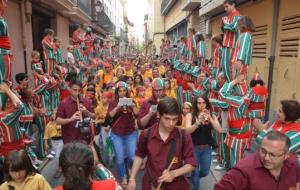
[0,0,300,189]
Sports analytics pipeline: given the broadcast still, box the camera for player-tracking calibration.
[76,117,98,143]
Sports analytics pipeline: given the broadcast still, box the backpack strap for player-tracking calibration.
[164,128,179,168]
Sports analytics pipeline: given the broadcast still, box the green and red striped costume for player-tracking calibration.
[0,17,12,107]
[42,36,55,76]
[232,31,253,76]
[219,81,252,168]
[196,41,206,67]
[0,103,25,156]
[221,10,240,82]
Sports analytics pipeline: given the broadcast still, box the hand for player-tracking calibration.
[127,179,136,190]
[0,83,9,93]
[158,170,176,183]
[71,111,81,121]
[223,16,229,23]
[253,119,270,131]
[79,104,88,114]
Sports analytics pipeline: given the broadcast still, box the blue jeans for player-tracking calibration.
[191,146,212,190]
[111,131,137,179]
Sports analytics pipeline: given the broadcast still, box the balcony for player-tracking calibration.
[96,10,114,33]
[72,0,92,17]
[181,0,201,11]
[161,0,177,16]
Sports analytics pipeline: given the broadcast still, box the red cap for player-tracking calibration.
[102,91,113,99]
[103,62,111,68]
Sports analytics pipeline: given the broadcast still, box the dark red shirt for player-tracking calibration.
[106,99,136,136]
[214,152,300,190]
[136,124,196,190]
[56,96,93,144]
[137,97,159,129]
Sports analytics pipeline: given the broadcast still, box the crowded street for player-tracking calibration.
[0,0,300,190]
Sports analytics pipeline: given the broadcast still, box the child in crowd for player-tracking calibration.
[0,149,51,190]
[44,109,63,159]
[180,101,192,129]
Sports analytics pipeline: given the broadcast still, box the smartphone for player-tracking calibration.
[150,105,158,112]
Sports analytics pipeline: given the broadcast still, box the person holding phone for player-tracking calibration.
[185,95,222,190]
[137,78,166,129]
[106,81,138,187]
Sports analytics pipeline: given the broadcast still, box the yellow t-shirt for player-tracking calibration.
[166,89,176,99]
[180,114,186,129]
[95,104,109,124]
[103,71,114,85]
[171,78,177,89]
[124,69,133,77]
[158,65,166,76]
[96,70,104,89]
[44,121,62,140]
[0,173,51,190]
[145,87,152,99]
[144,70,153,79]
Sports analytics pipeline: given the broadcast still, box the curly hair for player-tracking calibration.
[280,100,300,122]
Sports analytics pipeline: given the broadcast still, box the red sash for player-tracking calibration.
[0,138,25,156]
[248,102,265,110]
[54,179,116,190]
[0,36,11,49]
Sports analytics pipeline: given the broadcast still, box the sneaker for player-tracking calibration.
[46,154,54,159]
[212,159,220,164]
[211,151,218,156]
[215,164,226,171]
[33,159,43,166]
[50,150,56,156]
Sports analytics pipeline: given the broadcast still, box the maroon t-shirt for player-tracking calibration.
[137,97,159,129]
[56,96,93,144]
[106,99,136,136]
[214,152,300,190]
[135,124,196,190]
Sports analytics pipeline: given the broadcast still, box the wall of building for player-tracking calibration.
[55,14,70,60]
[164,0,187,32]
[4,0,34,82]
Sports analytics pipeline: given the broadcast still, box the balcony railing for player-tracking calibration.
[72,0,92,17]
[161,0,177,16]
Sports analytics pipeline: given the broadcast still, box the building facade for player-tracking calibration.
[4,0,128,82]
[146,0,300,120]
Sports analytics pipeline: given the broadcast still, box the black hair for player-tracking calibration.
[250,79,264,88]
[280,100,300,122]
[192,95,212,124]
[59,142,94,190]
[4,150,36,181]
[224,0,236,6]
[157,97,180,116]
[70,79,83,88]
[15,73,28,84]
[264,131,291,152]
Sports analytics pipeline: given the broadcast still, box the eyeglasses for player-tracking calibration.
[259,148,286,160]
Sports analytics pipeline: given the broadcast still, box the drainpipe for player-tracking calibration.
[20,0,28,74]
[265,0,280,121]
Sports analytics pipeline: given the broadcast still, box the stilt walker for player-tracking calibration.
[31,53,50,158]
[221,1,240,82]
[232,15,255,78]
[42,28,56,77]
[0,0,12,109]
